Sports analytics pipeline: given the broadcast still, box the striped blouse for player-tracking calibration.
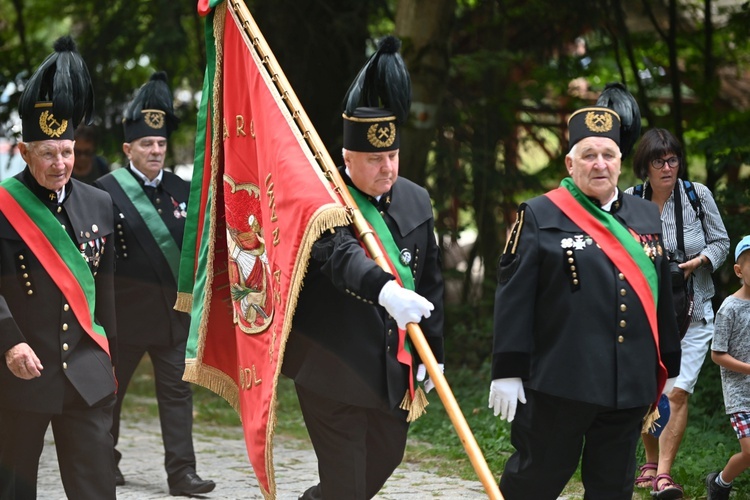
[625,179,730,322]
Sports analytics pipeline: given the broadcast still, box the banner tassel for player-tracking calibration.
[400,387,429,422]
[641,403,661,434]
[174,292,193,313]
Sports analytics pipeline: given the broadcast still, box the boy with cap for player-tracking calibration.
[706,235,750,500]
[94,72,214,496]
[488,97,681,499]
[0,36,118,499]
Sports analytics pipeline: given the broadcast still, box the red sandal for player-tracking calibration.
[634,462,657,488]
[652,473,684,499]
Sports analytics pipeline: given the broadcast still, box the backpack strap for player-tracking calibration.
[674,182,686,254]
[681,179,704,221]
[633,184,644,198]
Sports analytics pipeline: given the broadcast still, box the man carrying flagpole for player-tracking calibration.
[282,35,446,500]
[0,36,118,499]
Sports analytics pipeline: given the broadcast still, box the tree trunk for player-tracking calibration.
[395,0,456,184]
[253,0,372,162]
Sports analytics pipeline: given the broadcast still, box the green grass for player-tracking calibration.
[123,355,750,498]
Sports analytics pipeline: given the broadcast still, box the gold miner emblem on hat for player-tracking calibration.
[144,110,165,130]
[39,110,68,138]
[367,122,396,149]
[584,111,613,133]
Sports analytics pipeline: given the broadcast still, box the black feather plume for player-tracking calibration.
[124,71,178,129]
[18,35,94,127]
[596,82,641,158]
[343,35,411,123]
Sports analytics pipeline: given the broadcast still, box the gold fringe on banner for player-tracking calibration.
[184,361,240,412]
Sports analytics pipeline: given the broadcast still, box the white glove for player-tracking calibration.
[416,363,443,394]
[378,280,434,329]
[662,377,677,395]
[488,378,526,422]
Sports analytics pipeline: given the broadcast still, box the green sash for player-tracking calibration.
[110,168,181,282]
[0,178,109,354]
[348,186,428,419]
[347,187,415,291]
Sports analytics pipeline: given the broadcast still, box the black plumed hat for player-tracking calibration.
[595,82,641,158]
[18,36,94,142]
[122,71,179,142]
[342,36,411,152]
[567,106,621,150]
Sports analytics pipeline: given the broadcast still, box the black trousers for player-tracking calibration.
[499,389,649,500]
[295,383,409,500]
[112,340,196,485]
[0,380,116,500]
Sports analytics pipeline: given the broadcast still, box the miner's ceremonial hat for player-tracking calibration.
[122,71,179,142]
[19,36,94,142]
[567,106,621,150]
[342,36,411,153]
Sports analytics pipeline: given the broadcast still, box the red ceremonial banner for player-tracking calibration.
[182,1,349,497]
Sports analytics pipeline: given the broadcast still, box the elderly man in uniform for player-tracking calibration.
[0,37,118,500]
[488,97,682,499]
[94,72,214,496]
[282,36,445,500]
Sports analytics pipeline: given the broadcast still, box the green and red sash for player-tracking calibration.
[347,187,420,403]
[545,177,666,393]
[0,178,110,356]
[104,168,181,283]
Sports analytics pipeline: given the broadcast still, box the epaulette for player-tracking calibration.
[497,207,525,283]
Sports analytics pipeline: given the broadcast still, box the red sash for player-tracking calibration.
[0,183,110,356]
[545,187,666,394]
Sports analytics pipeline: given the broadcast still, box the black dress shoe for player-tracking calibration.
[169,472,216,496]
[114,466,125,486]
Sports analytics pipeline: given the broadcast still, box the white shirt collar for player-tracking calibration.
[600,188,619,212]
[129,163,163,187]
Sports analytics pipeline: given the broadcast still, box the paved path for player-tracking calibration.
[37,416,489,499]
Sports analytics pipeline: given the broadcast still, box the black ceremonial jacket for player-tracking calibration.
[0,169,117,413]
[94,167,190,347]
[492,191,681,409]
[283,171,445,412]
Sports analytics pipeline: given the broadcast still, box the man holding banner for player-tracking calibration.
[0,37,118,499]
[282,36,445,500]
[488,99,682,499]
[94,72,215,496]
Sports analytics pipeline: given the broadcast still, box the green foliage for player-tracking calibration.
[124,352,750,495]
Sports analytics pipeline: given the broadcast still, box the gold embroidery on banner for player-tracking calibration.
[238,365,262,390]
[236,115,246,137]
[367,122,396,148]
[273,269,281,305]
[39,111,68,138]
[224,175,274,334]
[584,111,613,133]
[265,176,278,222]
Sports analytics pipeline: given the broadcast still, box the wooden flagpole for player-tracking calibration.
[227,1,502,498]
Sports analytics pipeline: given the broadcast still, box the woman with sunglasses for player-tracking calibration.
[626,128,730,499]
